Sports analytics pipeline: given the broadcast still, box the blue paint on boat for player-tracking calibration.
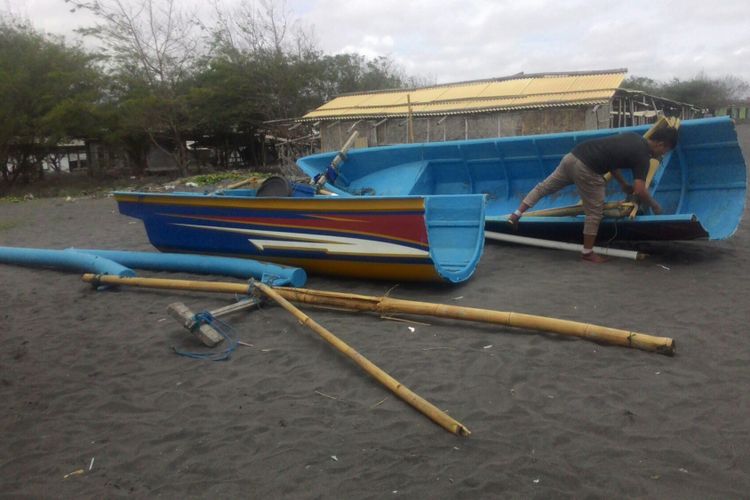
[70,248,306,286]
[297,116,747,241]
[424,195,486,283]
[0,246,135,277]
[113,191,486,283]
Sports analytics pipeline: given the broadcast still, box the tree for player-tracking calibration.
[624,73,749,111]
[662,74,749,111]
[0,17,102,187]
[68,0,204,175]
[622,75,661,96]
[189,0,414,169]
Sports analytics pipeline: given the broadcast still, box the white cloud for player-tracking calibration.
[4,0,750,84]
[300,0,750,83]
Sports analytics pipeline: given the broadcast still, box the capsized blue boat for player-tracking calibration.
[297,116,747,241]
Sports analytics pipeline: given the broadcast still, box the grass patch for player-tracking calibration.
[184,172,268,186]
[0,196,25,203]
[0,220,22,231]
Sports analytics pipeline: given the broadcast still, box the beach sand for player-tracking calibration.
[1,134,749,498]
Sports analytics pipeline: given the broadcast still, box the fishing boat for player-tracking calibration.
[113,190,486,283]
[296,116,747,241]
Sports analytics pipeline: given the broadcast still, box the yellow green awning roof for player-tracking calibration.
[302,69,626,121]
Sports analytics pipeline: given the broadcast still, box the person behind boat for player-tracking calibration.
[507,126,679,263]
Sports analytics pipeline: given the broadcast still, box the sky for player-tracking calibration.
[3,0,750,86]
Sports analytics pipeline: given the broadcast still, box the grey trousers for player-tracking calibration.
[522,153,605,236]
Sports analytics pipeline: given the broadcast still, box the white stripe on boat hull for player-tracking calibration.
[173,224,430,258]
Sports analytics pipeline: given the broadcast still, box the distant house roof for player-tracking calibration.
[301,69,627,121]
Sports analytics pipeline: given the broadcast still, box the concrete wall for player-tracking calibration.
[319,104,610,151]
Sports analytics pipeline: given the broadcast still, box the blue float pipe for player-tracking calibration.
[70,248,307,287]
[0,246,135,277]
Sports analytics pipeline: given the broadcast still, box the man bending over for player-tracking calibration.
[508,126,678,263]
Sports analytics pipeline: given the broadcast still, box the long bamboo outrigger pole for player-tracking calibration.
[81,274,675,356]
[81,274,470,436]
[253,281,470,436]
[271,287,675,355]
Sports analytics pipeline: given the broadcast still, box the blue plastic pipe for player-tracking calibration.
[0,246,135,277]
[70,248,307,287]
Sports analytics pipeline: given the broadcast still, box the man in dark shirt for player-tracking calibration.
[508,126,678,263]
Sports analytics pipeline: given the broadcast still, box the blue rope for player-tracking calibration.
[173,311,238,362]
[324,166,338,183]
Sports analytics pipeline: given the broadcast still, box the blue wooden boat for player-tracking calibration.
[113,191,486,283]
[296,116,747,241]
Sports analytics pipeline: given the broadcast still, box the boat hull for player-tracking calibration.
[297,117,746,241]
[114,192,486,283]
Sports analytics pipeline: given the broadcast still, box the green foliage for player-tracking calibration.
[0,18,103,186]
[623,73,749,110]
[0,220,22,232]
[0,198,24,205]
[188,49,411,138]
[68,0,203,175]
[2,1,417,189]
[622,76,661,95]
[7,1,750,195]
[186,172,250,186]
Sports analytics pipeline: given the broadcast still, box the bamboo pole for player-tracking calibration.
[82,274,252,294]
[522,201,634,218]
[484,231,646,261]
[271,287,675,355]
[81,274,675,355]
[80,274,470,436]
[252,281,470,436]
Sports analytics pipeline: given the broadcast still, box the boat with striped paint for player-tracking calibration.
[114,191,486,283]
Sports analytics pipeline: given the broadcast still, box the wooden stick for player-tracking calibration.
[252,281,470,436]
[272,287,675,356]
[226,176,259,190]
[80,274,470,436]
[82,274,252,294]
[521,201,633,218]
[80,274,675,355]
[407,94,415,144]
[167,302,224,346]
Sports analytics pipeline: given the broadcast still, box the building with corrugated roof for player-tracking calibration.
[298,69,702,151]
